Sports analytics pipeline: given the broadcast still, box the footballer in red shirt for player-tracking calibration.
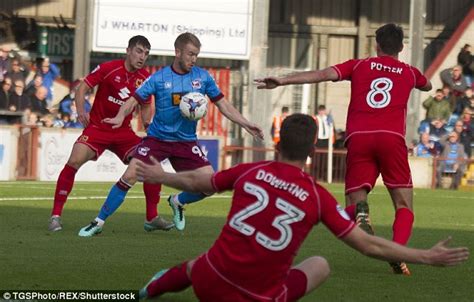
[48,35,173,233]
[255,23,433,275]
[135,114,468,301]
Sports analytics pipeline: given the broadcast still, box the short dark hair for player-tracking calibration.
[174,32,201,50]
[317,104,326,111]
[279,114,317,161]
[282,106,289,113]
[128,35,151,50]
[375,23,403,55]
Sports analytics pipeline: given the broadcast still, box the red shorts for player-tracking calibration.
[75,126,141,164]
[345,133,412,194]
[132,137,210,171]
[190,254,306,302]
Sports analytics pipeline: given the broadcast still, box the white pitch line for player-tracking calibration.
[0,195,232,201]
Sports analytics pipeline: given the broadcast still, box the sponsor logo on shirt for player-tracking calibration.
[192,79,201,89]
[114,75,121,83]
[118,87,131,99]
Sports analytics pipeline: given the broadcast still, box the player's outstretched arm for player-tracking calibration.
[254,67,339,89]
[136,156,215,193]
[75,80,91,127]
[342,227,469,267]
[102,96,139,129]
[215,99,264,140]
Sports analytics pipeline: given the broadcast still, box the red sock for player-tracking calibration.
[143,183,162,221]
[51,164,77,216]
[286,268,308,301]
[147,261,191,298]
[392,208,414,245]
[344,204,356,221]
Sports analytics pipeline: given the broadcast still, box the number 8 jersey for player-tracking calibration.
[332,56,428,141]
[207,161,355,299]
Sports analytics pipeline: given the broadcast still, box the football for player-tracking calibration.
[179,92,208,121]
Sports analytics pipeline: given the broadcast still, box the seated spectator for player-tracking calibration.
[453,87,473,116]
[30,86,50,116]
[428,118,448,143]
[0,46,12,82]
[0,77,12,110]
[36,57,60,107]
[422,88,451,123]
[440,65,468,97]
[8,79,31,112]
[452,119,473,158]
[436,132,467,189]
[6,57,29,85]
[24,74,43,97]
[23,110,41,126]
[457,44,473,87]
[414,132,440,158]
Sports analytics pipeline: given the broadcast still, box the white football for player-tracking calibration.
[179,92,208,121]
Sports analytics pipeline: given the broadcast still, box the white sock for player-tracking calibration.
[94,217,105,227]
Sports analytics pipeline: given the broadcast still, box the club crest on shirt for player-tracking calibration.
[135,79,144,88]
[138,146,150,156]
[191,79,201,89]
[78,135,88,142]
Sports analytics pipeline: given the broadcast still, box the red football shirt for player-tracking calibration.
[84,59,151,130]
[208,161,355,299]
[332,56,428,140]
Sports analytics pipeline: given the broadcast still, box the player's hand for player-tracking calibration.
[244,122,264,140]
[77,111,90,127]
[253,77,284,89]
[136,156,164,183]
[102,116,124,129]
[426,237,469,267]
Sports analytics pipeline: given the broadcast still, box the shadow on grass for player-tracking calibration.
[0,204,472,302]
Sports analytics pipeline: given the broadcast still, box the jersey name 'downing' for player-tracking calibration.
[208,161,355,299]
[84,59,150,130]
[332,56,428,140]
[134,65,224,141]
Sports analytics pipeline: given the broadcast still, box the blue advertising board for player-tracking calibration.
[198,139,220,171]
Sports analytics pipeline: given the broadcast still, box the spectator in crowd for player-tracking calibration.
[0,46,12,82]
[440,65,468,97]
[457,44,473,87]
[36,57,60,106]
[30,86,50,116]
[454,87,473,116]
[436,131,467,190]
[314,104,334,148]
[23,109,40,126]
[6,57,29,85]
[271,106,289,147]
[8,79,31,112]
[422,88,451,123]
[452,119,473,158]
[460,109,474,133]
[334,129,346,149]
[0,77,12,110]
[428,118,448,143]
[24,74,43,98]
[414,132,439,158]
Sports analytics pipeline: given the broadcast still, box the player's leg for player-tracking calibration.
[49,143,96,231]
[286,256,330,301]
[115,134,173,232]
[378,135,413,275]
[139,259,194,299]
[78,159,139,237]
[343,135,378,235]
[168,142,214,231]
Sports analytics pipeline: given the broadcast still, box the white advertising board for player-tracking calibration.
[0,128,13,180]
[38,131,127,181]
[92,0,253,59]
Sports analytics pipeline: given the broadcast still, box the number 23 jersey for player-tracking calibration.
[208,161,355,298]
[332,56,428,140]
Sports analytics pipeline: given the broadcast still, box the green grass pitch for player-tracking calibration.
[0,181,472,301]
